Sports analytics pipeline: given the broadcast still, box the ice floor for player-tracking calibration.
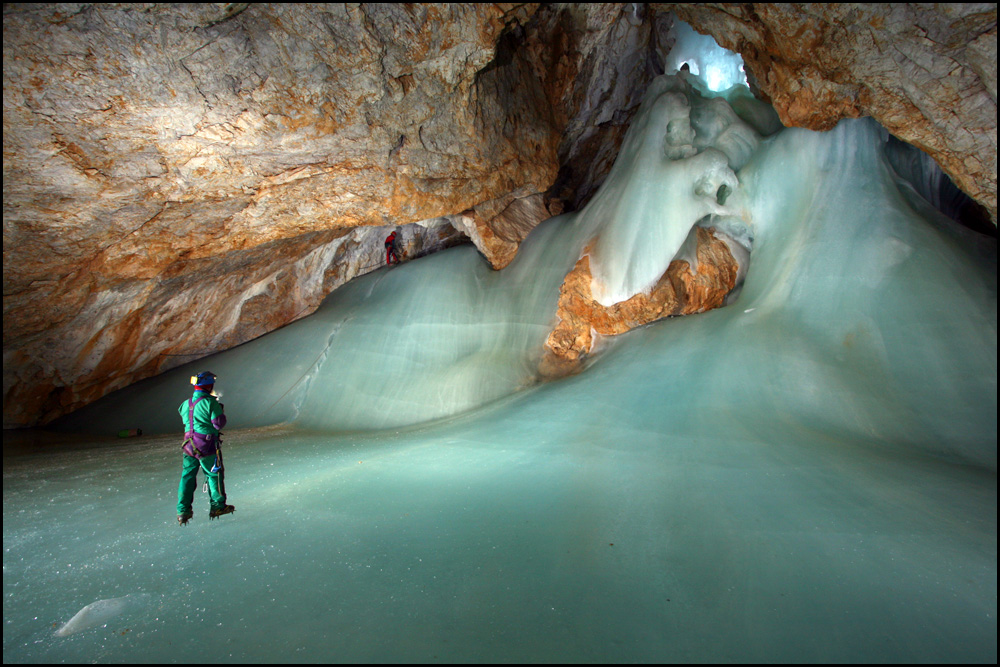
[4,73,996,662]
[3,360,996,662]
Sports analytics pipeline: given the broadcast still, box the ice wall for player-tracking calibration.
[579,75,758,306]
[53,217,580,434]
[718,118,995,468]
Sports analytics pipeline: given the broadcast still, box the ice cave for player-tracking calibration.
[3,5,996,664]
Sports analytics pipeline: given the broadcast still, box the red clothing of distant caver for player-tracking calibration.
[385,231,400,265]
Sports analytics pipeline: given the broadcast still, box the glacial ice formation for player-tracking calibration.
[581,75,756,306]
[53,74,768,432]
[6,55,996,664]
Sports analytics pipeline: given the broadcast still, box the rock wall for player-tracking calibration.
[3,4,660,427]
[539,227,743,379]
[3,3,996,428]
[671,3,998,223]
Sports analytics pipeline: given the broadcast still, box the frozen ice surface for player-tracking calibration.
[581,75,753,306]
[5,78,996,662]
[53,215,579,435]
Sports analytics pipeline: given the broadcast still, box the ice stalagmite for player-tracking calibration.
[579,75,757,306]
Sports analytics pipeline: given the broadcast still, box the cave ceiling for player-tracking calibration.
[2,3,996,428]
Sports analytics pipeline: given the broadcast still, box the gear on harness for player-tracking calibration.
[200,444,224,493]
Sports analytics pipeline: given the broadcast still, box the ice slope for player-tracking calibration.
[5,72,996,662]
[53,76,996,469]
[52,215,579,434]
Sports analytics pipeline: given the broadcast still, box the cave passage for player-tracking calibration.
[4,27,996,664]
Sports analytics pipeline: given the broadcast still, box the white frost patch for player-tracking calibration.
[55,596,133,637]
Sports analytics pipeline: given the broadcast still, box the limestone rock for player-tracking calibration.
[668,3,998,224]
[451,191,564,270]
[526,4,666,210]
[540,227,741,378]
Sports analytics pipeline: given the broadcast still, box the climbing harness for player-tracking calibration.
[181,395,210,457]
[181,393,226,493]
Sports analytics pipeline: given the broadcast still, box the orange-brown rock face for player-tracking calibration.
[669,3,998,224]
[540,227,741,378]
[3,4,658,427]
[450,192,567,270]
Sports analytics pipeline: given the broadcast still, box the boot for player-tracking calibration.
[178,512,193,526]
[209,504,236,520]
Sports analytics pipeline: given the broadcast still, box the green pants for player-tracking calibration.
[177,454,226,515]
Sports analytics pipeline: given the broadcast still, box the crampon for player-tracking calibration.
[209,505,236,520]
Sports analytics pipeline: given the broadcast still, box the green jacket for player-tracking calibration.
[179,391,226,436]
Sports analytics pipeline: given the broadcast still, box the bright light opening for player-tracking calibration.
[664,18,748,92]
